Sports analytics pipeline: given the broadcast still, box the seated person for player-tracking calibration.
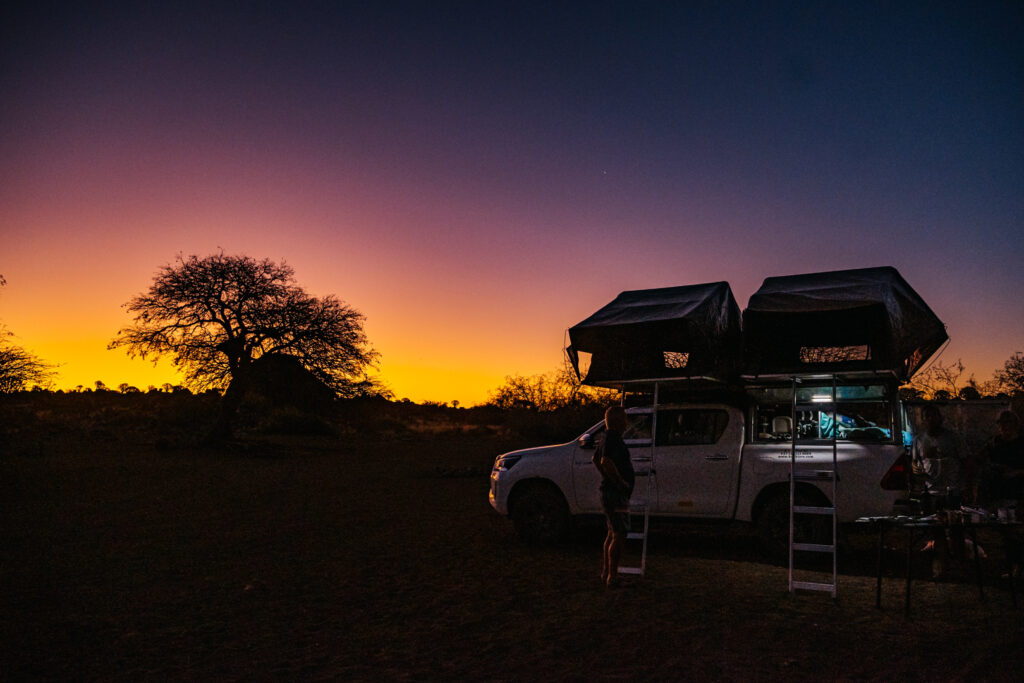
[979,410,1024,507]
[979,410,1024,578]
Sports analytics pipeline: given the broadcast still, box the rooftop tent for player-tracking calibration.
[567,281,742,385]
[742,266,947,381]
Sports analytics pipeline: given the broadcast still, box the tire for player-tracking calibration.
[511,483,570,545]
[756,489,832,561]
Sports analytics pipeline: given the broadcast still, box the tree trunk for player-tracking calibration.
[204,361,251,444]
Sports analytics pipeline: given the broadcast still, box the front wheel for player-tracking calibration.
[511,483,570,545]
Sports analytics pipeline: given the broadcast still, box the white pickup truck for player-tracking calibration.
[489,381,911,556]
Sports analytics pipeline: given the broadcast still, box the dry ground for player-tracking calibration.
[2,432,1023,682]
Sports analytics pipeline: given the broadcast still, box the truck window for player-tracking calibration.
[624,414,652,441]
[748,384,896,444]
[656,409,729,446]
[589,414,652,444]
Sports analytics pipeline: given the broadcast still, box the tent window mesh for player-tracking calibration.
[574,351,592,378]
[663,351,690,369]
[799,345,871,363]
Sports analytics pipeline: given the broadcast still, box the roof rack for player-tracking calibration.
[741,369,902,384]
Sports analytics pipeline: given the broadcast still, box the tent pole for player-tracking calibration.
[789,375,797,593]
[652,381,659,459]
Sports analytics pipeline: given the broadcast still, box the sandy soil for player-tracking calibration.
[2,433,1023,681]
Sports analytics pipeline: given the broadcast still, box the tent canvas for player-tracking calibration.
[742,266,947,380]
[567,281,741,385]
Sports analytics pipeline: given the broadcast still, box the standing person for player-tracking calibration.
[911,404,964,511]
[594,405,635,588]
[911,404,965,574]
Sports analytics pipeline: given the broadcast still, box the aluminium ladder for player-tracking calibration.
[617,460,654,576]
[617,382,658,577]
[789,375,839,597]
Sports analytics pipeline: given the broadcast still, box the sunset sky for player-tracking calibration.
[2,1,1022,405]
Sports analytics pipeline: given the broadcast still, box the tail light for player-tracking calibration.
[880,450,910,490]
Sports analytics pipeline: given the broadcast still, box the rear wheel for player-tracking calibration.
[756,490,832,561]
[511,483,570,545]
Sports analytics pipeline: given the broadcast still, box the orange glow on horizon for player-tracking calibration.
[16,330,553,405]
[12,327,1015,405]
[24,348,544,406]
[1,238,1016,406]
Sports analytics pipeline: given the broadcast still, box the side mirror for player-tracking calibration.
[578,433,595,449]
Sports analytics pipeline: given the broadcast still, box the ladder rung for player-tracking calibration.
[793,505,835,515]
[792,580,836,593]
[617,567,644,575]
[793,542,835,553]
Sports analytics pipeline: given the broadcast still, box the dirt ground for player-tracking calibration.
[2,433,1023,682]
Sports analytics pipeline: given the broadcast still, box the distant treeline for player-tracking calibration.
[0,390,609,456]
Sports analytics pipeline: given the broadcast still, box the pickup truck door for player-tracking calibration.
[651,406,742,517]
[572,428,603,513]
[572,414,655,514]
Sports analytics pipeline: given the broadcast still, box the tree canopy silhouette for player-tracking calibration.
[0,328,56,393]
[109,252,379,406]
[996,351,1024,395]
[0,275,56,392]
[487,366,612,411]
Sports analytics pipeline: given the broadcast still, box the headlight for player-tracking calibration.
[496,454,522,470]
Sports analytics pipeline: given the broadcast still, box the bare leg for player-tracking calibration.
[601,529,612,584]
[607,531,624,587]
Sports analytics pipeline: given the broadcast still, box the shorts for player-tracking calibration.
[601,488,631,535]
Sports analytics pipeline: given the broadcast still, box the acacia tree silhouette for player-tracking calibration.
[109,252,379,440]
